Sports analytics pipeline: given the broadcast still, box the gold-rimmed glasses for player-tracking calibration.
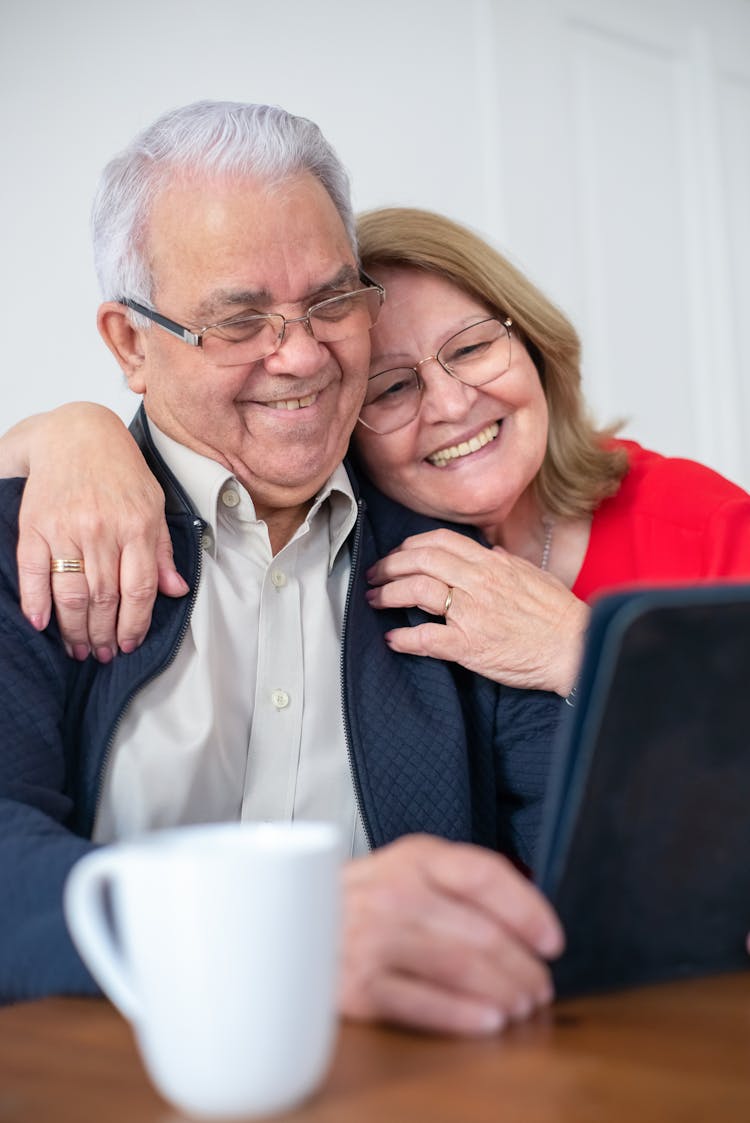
[358,316,513,435]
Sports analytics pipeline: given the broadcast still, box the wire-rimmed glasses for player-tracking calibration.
[121,272,386,367]
[358,316,513,435]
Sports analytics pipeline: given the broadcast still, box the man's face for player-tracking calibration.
[129,172,370,521]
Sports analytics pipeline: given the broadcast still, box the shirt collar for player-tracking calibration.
[307,462,359,571]
[146,420,357,571]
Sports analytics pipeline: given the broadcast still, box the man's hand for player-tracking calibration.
[339,834,564,1036]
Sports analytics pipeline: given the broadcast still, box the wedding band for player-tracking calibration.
[443,586,454,617]
[50,558,86,574]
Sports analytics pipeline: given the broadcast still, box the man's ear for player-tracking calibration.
[97,302,148,394]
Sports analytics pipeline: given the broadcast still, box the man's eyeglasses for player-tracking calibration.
[358,317,513,435]
[121,273,385,368]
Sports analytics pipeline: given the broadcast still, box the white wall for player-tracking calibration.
[2,0,748,486]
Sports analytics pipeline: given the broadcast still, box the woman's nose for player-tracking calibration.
[418,357,479,422]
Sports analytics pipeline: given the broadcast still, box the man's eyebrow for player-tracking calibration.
[311,265,360,296]
[190,266,361,323]
[192,266,361,324]
[191,288,272,323]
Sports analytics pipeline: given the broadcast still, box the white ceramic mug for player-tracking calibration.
[63,821,341,1119]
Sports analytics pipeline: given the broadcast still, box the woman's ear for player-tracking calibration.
[97,302,148,394]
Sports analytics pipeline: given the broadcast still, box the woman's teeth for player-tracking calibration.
[268,392,318,410]
[427,422,500,467]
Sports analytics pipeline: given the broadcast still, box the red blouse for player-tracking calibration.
[571,440,750,603]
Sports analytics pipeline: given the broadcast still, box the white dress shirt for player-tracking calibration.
[93,422,369,856]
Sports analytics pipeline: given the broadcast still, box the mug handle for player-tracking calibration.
[63,848,142,1021]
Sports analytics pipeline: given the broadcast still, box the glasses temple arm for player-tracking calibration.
[122,299,201,346]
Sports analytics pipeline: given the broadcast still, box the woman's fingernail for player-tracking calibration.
[73,644,90,661]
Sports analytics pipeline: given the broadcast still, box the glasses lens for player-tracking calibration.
[198,285,384,367]
[436,318,511,386]
[201,314,283,367]
[310,287,383,343]
[359,368,422,434]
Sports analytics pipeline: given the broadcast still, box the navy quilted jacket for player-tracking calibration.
[0,407,561,1003]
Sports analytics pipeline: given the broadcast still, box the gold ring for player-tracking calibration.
[443,586,454,617]
[50,558,86,574]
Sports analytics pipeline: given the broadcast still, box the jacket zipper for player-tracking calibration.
[340,498,374,850]
[91,517,205,828]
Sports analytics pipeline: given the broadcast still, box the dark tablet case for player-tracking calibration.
[534,583,750,997]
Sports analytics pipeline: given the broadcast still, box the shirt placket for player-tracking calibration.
[242,538,304,820]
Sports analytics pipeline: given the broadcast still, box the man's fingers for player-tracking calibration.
[340,837,562,1038]
[342,970,508,1037]
[341,889,555,1035]
[423,840,564,959]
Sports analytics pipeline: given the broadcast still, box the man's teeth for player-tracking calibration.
[427,422,500,467]
[267,392,318,410]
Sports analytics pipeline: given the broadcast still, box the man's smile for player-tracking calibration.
[265,392,319,411]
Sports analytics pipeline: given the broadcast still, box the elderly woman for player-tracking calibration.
[4,208,750,692]
[353,208,750,696]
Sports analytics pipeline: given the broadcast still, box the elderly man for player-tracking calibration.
[0,101,563,1033]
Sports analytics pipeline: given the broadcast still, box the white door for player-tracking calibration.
[479,0,750,488]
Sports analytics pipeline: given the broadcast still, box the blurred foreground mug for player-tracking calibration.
[64,821,341,1119]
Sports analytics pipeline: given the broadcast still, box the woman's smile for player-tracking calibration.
[426,420,501,467]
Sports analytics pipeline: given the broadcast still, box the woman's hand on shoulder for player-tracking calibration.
[3,403,188,660]
[365,527,588,696]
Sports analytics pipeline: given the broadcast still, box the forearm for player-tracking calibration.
[0,807,98,1002]
[0,402,130,479]
[0,413,39,477]
[0,526,99,1000]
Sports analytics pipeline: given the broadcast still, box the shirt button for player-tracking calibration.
[271,690,290,710]
[271,569,287,588]
[221,488,240,508]
[202,530,215,553]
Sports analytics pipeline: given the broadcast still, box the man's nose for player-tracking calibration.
[418,357,478,421]
[264,316,327,376]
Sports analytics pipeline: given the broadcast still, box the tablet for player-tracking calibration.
[534,582,750,996]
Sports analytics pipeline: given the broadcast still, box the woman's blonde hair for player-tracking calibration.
[356,207,627,518]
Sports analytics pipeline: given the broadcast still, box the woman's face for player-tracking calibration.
[353,266,549,532]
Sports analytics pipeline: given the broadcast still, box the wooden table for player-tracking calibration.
[1,973,749,1122]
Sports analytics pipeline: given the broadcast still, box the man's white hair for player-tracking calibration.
[91,100,357,305]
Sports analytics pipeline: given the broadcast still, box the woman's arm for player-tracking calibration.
[1,403,187,660]
[365,527,589,696]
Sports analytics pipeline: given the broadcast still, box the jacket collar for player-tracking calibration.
[129,405,197,518]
